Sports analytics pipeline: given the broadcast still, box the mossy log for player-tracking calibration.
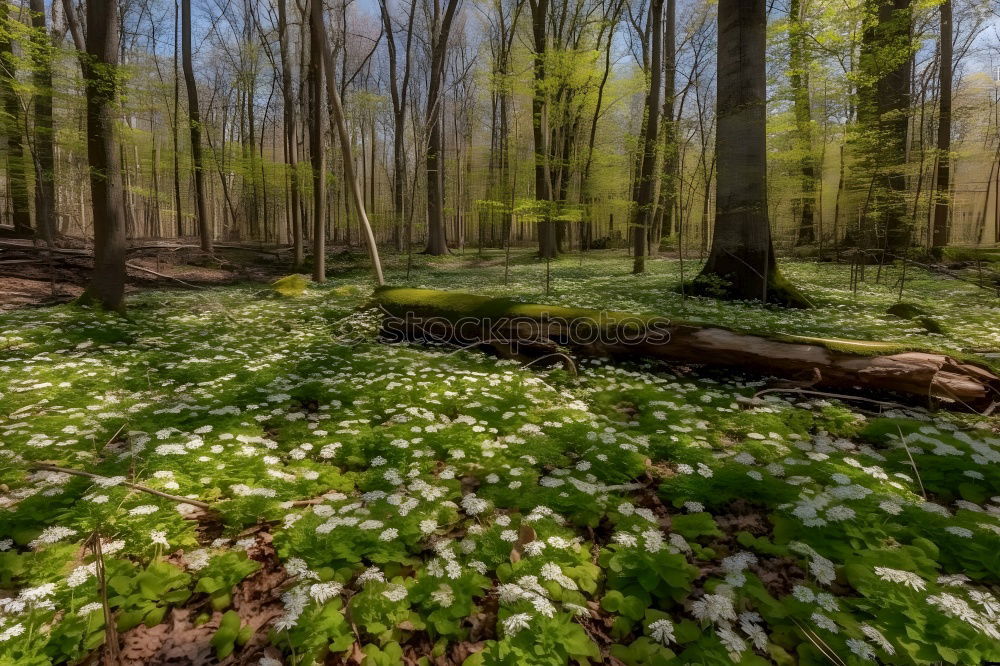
[373,287,1000,412]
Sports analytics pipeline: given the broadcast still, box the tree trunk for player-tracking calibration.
[277,0,303,268]
[376,287,1000,412]
[182,0,212,252]
[173,0,183,238]
[317,3,384,284]
[529,0,557,259]
[696,0,806,307]
[308,0,325,282]
[379,0,417,252]
[857,0,912,252]
[29,0,57,244]
[931,0,951,254]
[654,0,677,246]
[0,1,32,235]
[77,0,128,311]
[790,0,816,246]
[631,0,664,274]
[423,0,461,255]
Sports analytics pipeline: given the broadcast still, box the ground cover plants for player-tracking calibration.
[1,253,999,664]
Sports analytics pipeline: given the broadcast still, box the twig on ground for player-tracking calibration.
[29,463,214,510]
[895,425,927,500]
[125,262,206,289]
[752,388,907,410]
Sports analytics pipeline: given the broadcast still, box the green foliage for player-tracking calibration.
[106,560,191,632]
[193,551,260,610]
[210,610,252,659]
[2,260,999,664]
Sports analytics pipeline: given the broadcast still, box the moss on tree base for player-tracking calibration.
[686,270,812,309]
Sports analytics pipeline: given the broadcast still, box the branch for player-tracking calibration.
[29,463,214,510]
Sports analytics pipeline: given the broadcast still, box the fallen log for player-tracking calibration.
[373,287,1000,412]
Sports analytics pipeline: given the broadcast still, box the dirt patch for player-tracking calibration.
[0,239,301,310]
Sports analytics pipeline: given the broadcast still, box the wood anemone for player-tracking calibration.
[373,287,1000,413]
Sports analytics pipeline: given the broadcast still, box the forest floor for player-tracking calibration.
[1,252,1000,665]
[0,240,301,310]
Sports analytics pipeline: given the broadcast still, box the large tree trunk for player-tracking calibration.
[308,0,325,282]
[631,0,664,274]
[277,0,303,268]
[790,0,817,247]
[376,287,1000,412]
[696,0,806,306]
[29,0,57,244]
[182,0,212,252]
[77,0,127,311]
[931,0,951,254]
[0,1,32,235]
[857,0,912,253]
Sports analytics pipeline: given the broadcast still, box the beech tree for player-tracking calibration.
[695,0,806,306]
[71,0,128,310]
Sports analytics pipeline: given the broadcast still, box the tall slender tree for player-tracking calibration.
[528,0,556,258]
[652,0,677,248]
[0,1,32,235]
[182,0,212,252]
[631,0,664,274]
[308,0,325,281]
[789,0,817,246]
[695,0,806,306]
[318,0,384,284]
[931,0,952,254]
[423,0,462,255]
[379,0,417,253]
[277,0,303,267]
[29,0,56,243]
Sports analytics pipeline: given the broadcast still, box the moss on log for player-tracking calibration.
[373,287,1000,412]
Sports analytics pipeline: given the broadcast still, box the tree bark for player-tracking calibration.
[0,1,32,235]
[379,0,417,254]
[76,0,128,311]
[173,0,183,238]
[654,0,677,246]
[696,0,806,306]
[423,0,461,255]
[28,0,56,244]
[308,0,325,282]
[317,0,384,284]
[857,0,912,252]
[529,0,557,259]
[931,0,951,254]
[790,0,816,246]
[631,0,664,274]
[182,0,213,252]
[277,0,303,268]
